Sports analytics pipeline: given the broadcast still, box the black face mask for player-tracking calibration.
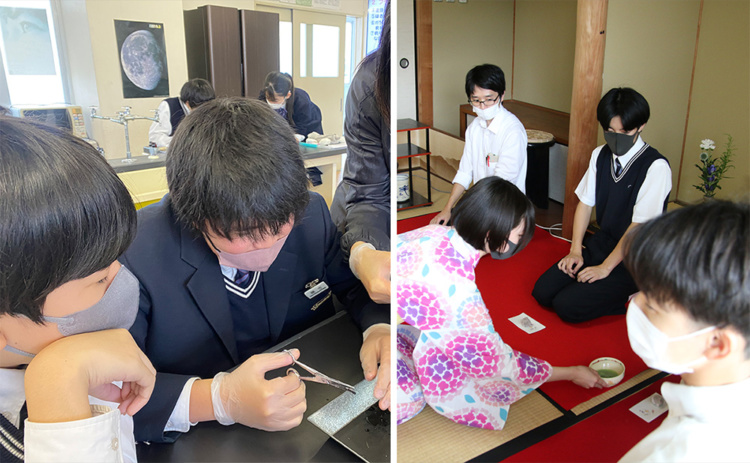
[604,130,639,156]
[490,240,518,260]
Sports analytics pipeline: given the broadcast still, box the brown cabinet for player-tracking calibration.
[184,6,279,99]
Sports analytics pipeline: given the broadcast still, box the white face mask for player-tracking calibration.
[626,299,715,375]
[267,100,285,110]
[472,102,501,121]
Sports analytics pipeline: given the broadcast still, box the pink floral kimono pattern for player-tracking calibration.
[396,225,551,430]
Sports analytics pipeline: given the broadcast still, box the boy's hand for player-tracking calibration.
[218,350,307,431]
[24,329,156,423]
[360,324,391,410]
[558,252,584,276]
[577,264,611,283]
[350,242,391,304]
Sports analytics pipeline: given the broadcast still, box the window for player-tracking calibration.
[279,20,292,75]
[299,22,339,78]
[0,0,65,105]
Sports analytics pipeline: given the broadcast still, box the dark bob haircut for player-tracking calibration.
[0,117,136,323]
[450,177,535,256]
[180,78,216,108]
[623,200,750,355]
[167,97,309,240]
[597,87,650,131]
[465,64,506,100]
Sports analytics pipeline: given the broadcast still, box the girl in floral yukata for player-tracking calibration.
[396,177,606,429]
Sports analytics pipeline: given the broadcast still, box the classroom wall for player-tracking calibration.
[681,0,749,202]
[84,0,189,160]
[63,0,367,160]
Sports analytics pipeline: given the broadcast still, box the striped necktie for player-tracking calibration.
[614,157,623,176]
[234,269,251,288]
[0,409,24,463]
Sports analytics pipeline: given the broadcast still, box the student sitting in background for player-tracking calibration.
[431,64,527,226]
[149,78,215,148]
[397,178,605,430]
[259,71,323,138]
[0,117,155,462]
[619,200,749,462]
[532,87,672,323]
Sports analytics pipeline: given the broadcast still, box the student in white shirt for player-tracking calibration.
[148,78,215,148]
[431,64,527,225]
[0,117,155,462]
[619,200,750,462]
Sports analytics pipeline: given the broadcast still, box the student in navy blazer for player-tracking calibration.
[121,98,390,443]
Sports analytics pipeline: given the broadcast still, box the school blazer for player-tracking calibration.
[120,192,388,443]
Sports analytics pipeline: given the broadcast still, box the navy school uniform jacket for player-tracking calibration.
[258,87,323,136]
[120,192,388,442]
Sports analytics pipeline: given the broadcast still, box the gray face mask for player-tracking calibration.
[604,131,639,156]
[490,240,518,260]
[3,265,139,358]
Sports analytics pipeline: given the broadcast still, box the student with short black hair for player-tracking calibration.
[532,87,672,323]
[431,64,528,225]
[259,71,323,138]
[149,78,215,147]
[397,177,605,429]
[620,200,749,462]
[0,117,155,462]
[122,97,390,444]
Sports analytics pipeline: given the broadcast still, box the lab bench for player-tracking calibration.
[108,145,346,209]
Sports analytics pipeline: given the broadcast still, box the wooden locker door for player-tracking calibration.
[241,10,280,99]
[184,5,242,98]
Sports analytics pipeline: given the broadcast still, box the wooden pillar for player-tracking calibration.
[563,0,608,238]
[415,0,433,126]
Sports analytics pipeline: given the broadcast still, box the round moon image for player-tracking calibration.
[120,30,164,91]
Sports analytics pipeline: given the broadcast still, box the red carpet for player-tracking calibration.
[507,374,679,462]
[397,212,648,410]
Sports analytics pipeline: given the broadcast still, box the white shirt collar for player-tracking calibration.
[662,376,750,423]
[612,135,646,165]
[0,368,26,427]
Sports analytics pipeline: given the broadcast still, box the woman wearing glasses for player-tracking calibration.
[431,64,528,226]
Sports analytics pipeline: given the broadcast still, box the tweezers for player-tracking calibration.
[284,349,356,394]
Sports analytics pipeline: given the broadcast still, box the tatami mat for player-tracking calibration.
[397,391,563,463]
[570,369,661,415]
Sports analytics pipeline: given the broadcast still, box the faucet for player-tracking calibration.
[90,106,159,162]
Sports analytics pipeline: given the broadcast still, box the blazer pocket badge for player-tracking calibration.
[304,280,329,299]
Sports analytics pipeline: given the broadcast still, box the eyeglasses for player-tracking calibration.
[469,95,500,107]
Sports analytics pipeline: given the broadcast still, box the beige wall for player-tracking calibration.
[513,0,576,113]
[681,0,749,202]
[432,0,514,137]
[431,0,576,137]
[602,0,700,202]
[85,0,189,160]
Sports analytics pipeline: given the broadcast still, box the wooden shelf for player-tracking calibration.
[397,143,431,158]
[459,100,571,145]
[397,118,433,211]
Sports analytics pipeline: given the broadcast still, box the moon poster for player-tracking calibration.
[114,20,169,98]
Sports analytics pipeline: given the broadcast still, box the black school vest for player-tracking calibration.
[165,97,186,136]
[594,144,669,246]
